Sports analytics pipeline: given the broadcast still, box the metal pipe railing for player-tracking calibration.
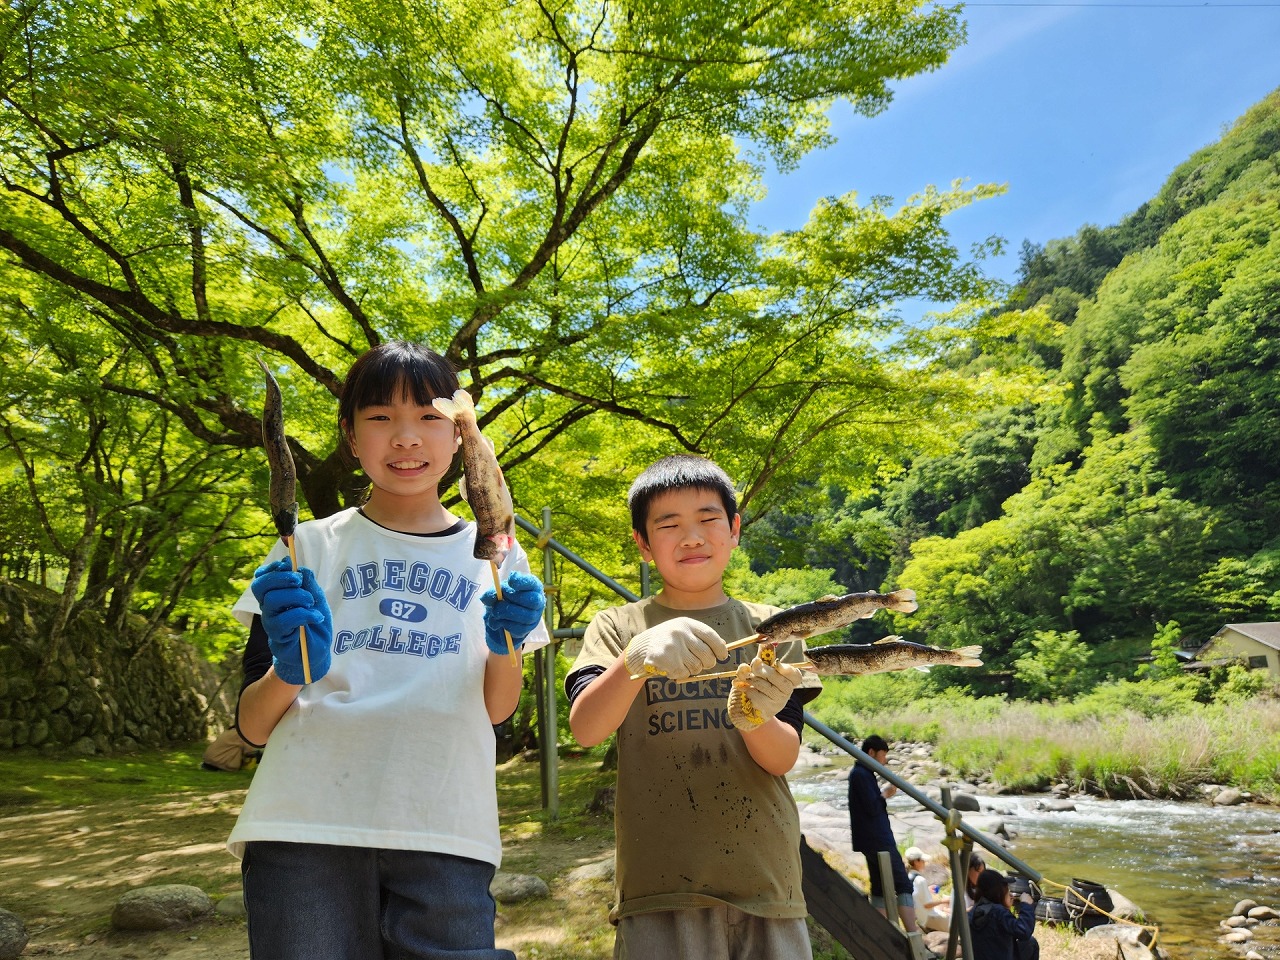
[516,513,640,603]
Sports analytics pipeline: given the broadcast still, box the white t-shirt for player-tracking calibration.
[227,508,548,865]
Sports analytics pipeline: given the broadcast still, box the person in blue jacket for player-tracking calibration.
[847,735,919,932]
[969,869,1039,960]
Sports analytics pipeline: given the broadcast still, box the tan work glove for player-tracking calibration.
[623,618,728,680]
[727,656,803,730]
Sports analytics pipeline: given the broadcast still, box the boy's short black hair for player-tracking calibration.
[627,455,738,534]
[861,735,889,754]
[976,869,1010,903]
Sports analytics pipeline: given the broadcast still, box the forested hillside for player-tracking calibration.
[748,89,1280,694]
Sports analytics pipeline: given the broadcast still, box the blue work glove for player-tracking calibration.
[479,570,545,655]
[251,558,333,685]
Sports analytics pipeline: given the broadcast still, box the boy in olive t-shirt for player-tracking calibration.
[566,455,822,960]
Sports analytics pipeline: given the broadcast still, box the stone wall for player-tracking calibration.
[0,579,233,754]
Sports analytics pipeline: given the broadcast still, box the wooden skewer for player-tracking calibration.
[628,636,796,682]
[285,535,312,685]
[490,560,519,668]
[683,660,816,682]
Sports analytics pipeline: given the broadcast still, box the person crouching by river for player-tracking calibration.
[969,869,1038,960]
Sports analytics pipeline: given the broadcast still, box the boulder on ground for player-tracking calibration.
[0,908,28,960]
[490,872,550,903]
[215,892,247,918]
[565,856,615,885]
[111,884,214,930]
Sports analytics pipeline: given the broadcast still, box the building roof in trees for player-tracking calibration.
[1209,623,1280,652]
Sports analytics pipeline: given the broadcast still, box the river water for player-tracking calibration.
[795,772,1280,958]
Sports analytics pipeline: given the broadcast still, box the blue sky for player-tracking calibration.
[752,2,1280,297]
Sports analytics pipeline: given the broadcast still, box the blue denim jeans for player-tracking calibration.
[242,841,514,960]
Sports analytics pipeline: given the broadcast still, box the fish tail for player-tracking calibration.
[953,644,983,666]
[886,588,918,612]
[431,388,475,422]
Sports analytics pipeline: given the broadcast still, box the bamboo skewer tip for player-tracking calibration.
[283,534,313,686]
[490,561,519,668]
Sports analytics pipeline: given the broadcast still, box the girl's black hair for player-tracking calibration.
[339,340,459,425]
[626,455,739,534]
[338,341,463,482]
[975,869,1010,904]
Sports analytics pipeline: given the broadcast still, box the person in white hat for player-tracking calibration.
[906,846,950,933]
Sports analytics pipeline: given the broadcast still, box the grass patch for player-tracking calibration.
[811,680,1280,800]
[0,742,254,810]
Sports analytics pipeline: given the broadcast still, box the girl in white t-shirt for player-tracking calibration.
[229,341,549,960]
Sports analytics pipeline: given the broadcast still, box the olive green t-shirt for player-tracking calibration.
[572,596,821,922]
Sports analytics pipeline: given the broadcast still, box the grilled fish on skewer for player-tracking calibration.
[431,389,516,564]
[803,637,982,675]
[627,588,919,681]
[699,637,981,683]
[431,388,521,665]
[256,357,310,684]
[754,589,917,643]
[257,358,298,542]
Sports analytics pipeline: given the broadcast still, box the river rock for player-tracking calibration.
[1233,899,1259,916]
[490,872,549,903]
[792,744,834,772]
[1247,906,1279,921]
[1213,788,1245,806]
[1244,952,1264,960]
[1223,915,1250,928]
[0,908,27,960]
[1222,928,1253,943]
[1107,890,1144,922]
[111,884,214,930]
[1084,923,1157,957]
[1037,799,1077,812]
[951,793,981,812]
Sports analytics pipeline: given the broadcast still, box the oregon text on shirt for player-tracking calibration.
[340,558,480,611]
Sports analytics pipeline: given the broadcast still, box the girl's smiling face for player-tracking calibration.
[346,393,460,501]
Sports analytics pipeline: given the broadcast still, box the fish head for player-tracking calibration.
[272,502,298,541]
[473,532,516,564]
